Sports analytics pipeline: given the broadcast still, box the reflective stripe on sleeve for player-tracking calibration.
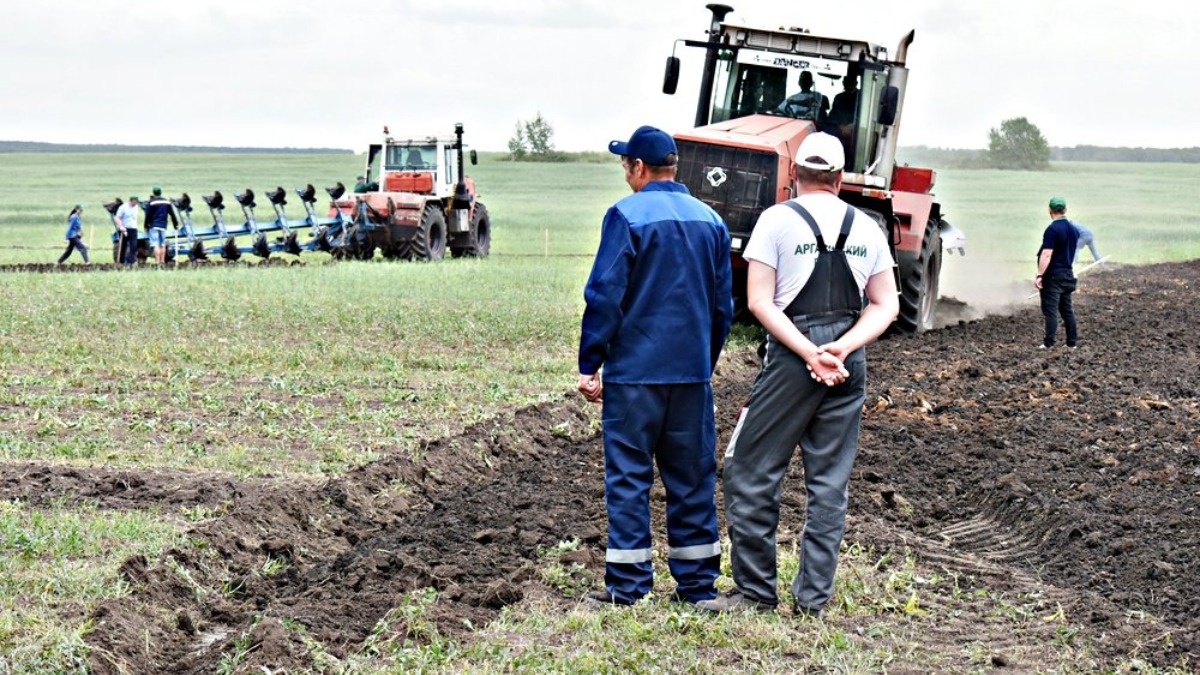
[668,541,721,560]
[606,547,653,564]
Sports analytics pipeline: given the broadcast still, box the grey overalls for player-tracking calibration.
[723,202,867,612]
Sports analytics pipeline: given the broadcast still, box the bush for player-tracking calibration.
[507,113,558,161]
[986,117,1050,170]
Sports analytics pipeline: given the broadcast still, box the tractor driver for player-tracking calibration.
[353,176,370,194]
[825,73,859,162]
[776,71,829,123]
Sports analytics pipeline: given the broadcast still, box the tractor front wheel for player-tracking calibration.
[895,219,942,334]
[411,204,446,261]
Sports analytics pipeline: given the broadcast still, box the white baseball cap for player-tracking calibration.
[796,132,845,172]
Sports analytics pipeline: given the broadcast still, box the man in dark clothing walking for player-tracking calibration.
[699,132,897,617]
[1036,197,1080,348]
[577,125,733,606]
[144,185,179,265]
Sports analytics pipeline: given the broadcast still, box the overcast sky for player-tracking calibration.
[3,0,1196,152]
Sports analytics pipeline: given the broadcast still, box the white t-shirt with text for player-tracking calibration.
[742,192,894,310]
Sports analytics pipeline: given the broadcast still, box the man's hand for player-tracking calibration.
[804,348,848,387]
[577,372,603,403]
[1034,274,1043,290]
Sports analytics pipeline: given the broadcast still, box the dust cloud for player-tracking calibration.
[935,247,1036,327]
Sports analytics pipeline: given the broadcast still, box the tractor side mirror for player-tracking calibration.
[469,149,478,165]
[663,56,680,95]
[879,86,900,126]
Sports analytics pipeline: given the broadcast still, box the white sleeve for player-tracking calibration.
[742,206,784,269]
[868,220,894,277]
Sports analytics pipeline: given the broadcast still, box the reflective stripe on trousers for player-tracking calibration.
[601,382,721,603]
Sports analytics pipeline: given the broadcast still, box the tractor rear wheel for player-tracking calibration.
[451,203,491,258]
[411,204,446,261]
[895,219,942,334]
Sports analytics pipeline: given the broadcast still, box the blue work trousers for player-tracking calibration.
[601,382,721,603]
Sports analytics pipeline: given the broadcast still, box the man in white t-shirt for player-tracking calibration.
[698,132,898,617]
[113,196,140,265]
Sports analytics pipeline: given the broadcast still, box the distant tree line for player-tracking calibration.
[1050,145,1200,163]
[0,141,352,154]
[900,144,1200,169]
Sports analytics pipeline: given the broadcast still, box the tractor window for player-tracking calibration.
[845,69,888,173]
[712,57,790,123]
[385,144,437,171]
[444,147,458,186]
[712,54,847,125]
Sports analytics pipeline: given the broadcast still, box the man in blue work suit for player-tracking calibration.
[1036,197,1080,348]
[701,132,897,616]
[577,125,733,606]
[144,185,179,265]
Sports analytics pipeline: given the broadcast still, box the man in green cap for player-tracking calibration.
[1035,197,1080,349]
[114,195,141,265]
[144,185,178,264]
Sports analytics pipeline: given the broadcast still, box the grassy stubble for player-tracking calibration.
[2,153,1197,671]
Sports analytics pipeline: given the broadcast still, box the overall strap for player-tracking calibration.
[833,205,855,251]
[782,201,826,253]
[783,201,856,252]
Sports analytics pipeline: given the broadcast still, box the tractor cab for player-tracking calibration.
[662,4,965,334]
[664,12,904,188]
[705,49,899,178]
[361,127,478,198]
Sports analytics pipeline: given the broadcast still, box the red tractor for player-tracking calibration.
[329,123,491,261]
[664,4,964,332]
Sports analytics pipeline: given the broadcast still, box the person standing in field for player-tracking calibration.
[700,132,897,617]
[113,195,140,265]
[56,204,90,265]
[1036,197,1080,349]
[143,185,178,265]
[577,124,734,606]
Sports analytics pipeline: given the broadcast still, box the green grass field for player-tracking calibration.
[1,153,1198,671]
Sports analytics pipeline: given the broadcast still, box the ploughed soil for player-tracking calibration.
[2,260,1197,672]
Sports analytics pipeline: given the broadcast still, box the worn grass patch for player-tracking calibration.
[289,542,1184,674]
[0,499,185,672]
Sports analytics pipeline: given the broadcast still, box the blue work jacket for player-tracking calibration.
[579,181,733,384]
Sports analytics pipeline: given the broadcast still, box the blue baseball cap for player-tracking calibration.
[608,125,677,166]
